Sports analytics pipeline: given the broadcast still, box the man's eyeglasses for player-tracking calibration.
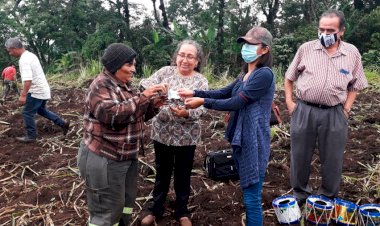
[177,53,196,61]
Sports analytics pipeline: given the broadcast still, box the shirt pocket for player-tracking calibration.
[329,64,354,92]
[85,150,109,189]
[84,151,110,213]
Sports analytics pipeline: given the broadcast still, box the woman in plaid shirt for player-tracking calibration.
[78,43,167,226]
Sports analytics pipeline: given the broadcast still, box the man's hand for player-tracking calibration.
[343,108,350,119]
[143,83,168,98]
[19,81,32,106]
[284,78,297,116]
[177,88,194,98]
[18,94,27,106]
[184,97,204,109]
[170,106,189,118]
[286,101,297,115]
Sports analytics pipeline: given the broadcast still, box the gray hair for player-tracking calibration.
[171,39,204,73]
[320,9,346,31]
[5,37,24,49]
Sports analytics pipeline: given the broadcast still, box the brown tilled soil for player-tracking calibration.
[0,87,379,226]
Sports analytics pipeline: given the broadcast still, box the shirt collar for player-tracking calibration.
[314,39,348,56]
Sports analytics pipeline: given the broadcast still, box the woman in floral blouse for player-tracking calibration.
[140,40,208,226]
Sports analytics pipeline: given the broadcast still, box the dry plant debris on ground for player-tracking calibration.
[0,88,379,226]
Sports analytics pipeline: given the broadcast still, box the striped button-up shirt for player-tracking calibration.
[83,70,156,161]
[286,40,368,106]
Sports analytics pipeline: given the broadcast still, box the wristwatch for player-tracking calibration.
[343,107,351,114]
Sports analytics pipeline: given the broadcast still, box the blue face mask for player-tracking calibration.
[241,44,261,63]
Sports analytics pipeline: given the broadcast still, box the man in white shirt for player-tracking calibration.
[5,37,70,143]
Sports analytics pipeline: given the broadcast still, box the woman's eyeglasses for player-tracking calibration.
[177,53,196,61]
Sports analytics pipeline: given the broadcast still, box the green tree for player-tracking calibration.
[347,6,380,53]
[141,30,173,72]
[272,23,316,70]
[216,0,225,72]
[258,0,282,33]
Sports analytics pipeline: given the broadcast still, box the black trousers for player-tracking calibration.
[149,141,195,220]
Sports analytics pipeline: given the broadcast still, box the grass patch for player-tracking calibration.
[272,66,285,89]
[365,69,380,92]
[47,60,101,88]
[42,62,380,93]
[202,64,234,89]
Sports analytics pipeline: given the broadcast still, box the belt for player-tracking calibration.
[301,101,336,109]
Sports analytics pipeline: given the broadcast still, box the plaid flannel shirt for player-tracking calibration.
[83,69,156,161]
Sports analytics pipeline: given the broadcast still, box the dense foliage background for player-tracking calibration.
[0,0,379,77]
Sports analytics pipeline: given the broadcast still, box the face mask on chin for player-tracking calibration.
[241,43,261,63]
[319,32,339,48]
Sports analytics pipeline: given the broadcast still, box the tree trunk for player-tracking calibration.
[159,0,169,30]
[29,38,47,66]
[268,0,280,31]
[261,0,280,32]
[302,0,316,23]
[151,0,160,24]
[115,0,124,41]
[216,0,225,72]
[353,0,364,10]
[123,0,130,31]
[11,0,22,14]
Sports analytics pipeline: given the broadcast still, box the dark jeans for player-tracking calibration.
[77,142,138,226]
[149,141,195,220]
[23,93,65,139]
[2,80,20,100]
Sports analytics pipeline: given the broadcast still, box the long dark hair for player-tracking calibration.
[256,44,273,68]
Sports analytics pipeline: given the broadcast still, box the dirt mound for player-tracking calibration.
[0,88,379,225]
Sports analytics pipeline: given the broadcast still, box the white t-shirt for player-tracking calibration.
[19,50,51,99]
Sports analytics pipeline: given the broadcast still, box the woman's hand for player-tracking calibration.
[184,97,204,109]
[170,106,189,118]
[143,83,168,98]
[177,88,194,98]
[152,96,166,108]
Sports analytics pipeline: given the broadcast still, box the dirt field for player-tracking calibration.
[0,87,379,226]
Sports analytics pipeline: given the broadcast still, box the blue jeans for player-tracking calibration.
[23,93,65,139]
[242,176,264,226]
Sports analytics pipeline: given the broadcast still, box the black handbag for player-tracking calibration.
[204,149,239,180]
